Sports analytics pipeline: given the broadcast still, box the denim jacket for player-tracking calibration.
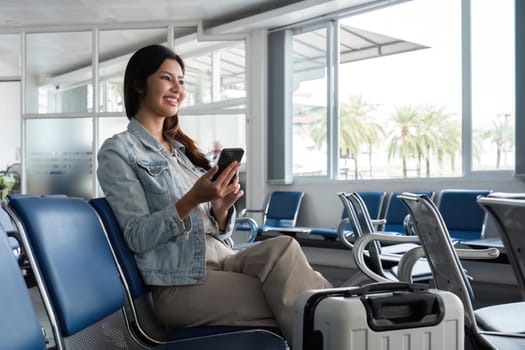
[97,118,236,286]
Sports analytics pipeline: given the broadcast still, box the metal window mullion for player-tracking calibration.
[462,0,473,176]
[92,28,100,197]
[212,51,220,102]
[327,20,340,179]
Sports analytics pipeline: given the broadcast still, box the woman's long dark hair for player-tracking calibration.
[124,44,210,169]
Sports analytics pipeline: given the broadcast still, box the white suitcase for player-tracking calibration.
[293,282,464,350]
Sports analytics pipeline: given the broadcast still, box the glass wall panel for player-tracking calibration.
[174,39,245,107]
[25,117,93,198]
[291,27,328,176]
[0,82,21,170]
[184,53,213,106]
[26,31,93,114]
[98,28,168,113]
[471,0,515,171]
[179,113,246,161]
[0,34,20,76]
[98,116,128,145]
[218,43,246,100]
[337,0,461,179]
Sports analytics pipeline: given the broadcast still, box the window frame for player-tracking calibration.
[269,0,519,183]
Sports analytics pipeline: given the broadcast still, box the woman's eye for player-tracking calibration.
[178,80,185,86]
[161,76,171,81]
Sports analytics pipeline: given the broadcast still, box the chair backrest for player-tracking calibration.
[383,191,435,234]
[340,191,386,227]
[89,197,283,343]
[355,191,386,220]
[89,197,168,342]
[264,191,304,228]
[88,197,148,298]
[338,192,385,277]
[397,192,476,329]
[477,193,525,299]
[437,189,491,241]
[5,195,127,345]
[0,228,46,350]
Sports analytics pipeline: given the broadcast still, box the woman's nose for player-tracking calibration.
[171,81,180,91]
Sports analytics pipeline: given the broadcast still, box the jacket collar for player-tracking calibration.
[127,118,185,153]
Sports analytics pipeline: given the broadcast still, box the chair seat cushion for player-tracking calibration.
[475,302,525,333]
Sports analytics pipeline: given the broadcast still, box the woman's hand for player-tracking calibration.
[176,161,243,222]
[209,162,244,229]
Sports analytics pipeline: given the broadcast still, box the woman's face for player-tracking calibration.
[140,58,186,118]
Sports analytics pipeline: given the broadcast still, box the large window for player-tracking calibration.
[292,26,328,176]
[288,0,515,180]
[471,0,515,171]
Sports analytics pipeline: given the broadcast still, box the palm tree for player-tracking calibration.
[386,106,421,178]
[339,96,383,178]
[481,113,514,168]
[309,95,383,179]
[419,105,460,176]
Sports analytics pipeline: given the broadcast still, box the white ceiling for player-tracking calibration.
[0,0,305,30]
[0,0,381,81]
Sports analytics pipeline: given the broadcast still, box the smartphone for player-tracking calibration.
[211,147,245,182]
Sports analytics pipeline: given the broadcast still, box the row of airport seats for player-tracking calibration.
[308,189,492,242]
[1,194,288,350]
[345,192,525,348]
[396,193,525,349]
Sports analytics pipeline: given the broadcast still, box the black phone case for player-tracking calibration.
[211,148,244,181]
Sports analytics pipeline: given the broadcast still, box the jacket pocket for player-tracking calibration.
[136,159,169,194]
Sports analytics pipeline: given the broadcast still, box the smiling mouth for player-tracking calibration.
[164,96,179,105]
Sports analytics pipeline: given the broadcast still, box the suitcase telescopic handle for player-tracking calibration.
[346,281,428,296]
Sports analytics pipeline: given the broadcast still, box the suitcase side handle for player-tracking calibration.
[302,282,429,349]
[361,291,445,331]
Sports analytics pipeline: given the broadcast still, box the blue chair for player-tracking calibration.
[89,197,284,344]
[0,228,46,350]
[310,191,387,240]
[437,189,491,241]
[6,195,287,350]
[237,191,305,237]
[381,191,435,235]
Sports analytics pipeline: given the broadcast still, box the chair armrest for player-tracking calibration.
[397,246,426,283]
[5,230,26,266]
[239,208,264,217]
[371,218,387,228]
[352,233,421,283]
[337,218,354,249]
[397,247,499,283]
[234,217,259,242]
[455,247,500,259]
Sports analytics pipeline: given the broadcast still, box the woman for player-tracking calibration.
[97,44,331,346]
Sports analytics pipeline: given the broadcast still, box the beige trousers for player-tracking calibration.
[151,235,331,346]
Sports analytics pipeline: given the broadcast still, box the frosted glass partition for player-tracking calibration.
[25,117,93,198]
